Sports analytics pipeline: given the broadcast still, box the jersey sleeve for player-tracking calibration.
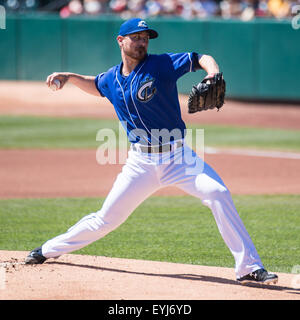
[94,72,106,97]
[168,52,202,80]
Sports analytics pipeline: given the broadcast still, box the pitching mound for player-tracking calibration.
[0,251,299,300]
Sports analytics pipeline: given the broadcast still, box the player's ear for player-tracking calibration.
[117,36,124,48]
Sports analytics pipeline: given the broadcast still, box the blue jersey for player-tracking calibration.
[95,52,202,145]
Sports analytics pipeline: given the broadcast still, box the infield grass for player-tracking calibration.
[0,115,300,151]
[0,195,299,274]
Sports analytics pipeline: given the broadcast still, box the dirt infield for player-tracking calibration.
[1,149,300,199]
[1,81,300,300]
[0,251,299,300]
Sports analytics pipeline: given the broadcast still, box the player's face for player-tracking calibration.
[120,31,149,61]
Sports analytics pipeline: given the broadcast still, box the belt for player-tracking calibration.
[131,141,183,154]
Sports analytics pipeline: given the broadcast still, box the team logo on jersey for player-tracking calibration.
[136,78,156,102]
[138,20,148,28]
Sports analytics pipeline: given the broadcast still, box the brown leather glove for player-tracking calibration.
[188,73,226,113]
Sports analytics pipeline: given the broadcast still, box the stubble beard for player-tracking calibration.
[125,46,147,61]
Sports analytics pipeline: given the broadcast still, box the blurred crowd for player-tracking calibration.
[1,0,299,20]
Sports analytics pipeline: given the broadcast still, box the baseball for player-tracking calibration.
[50,79,61,91]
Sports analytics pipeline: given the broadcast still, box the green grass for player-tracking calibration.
[187,123,300,151]
[0,195,299,273]
[0,115,300,151]
[0,115,123,149]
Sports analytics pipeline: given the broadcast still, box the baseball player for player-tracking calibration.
[25,18,278,285]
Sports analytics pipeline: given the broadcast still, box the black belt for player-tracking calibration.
[131,141,183,154]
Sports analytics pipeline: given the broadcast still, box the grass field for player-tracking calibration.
[0,115,300,151]
[0,195,299,274]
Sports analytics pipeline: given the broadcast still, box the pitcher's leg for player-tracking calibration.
[175,155,263,278]
[200,178,264,278]
[42,158,160,258]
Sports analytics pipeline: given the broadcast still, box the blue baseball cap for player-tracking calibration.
[118,18,158,39]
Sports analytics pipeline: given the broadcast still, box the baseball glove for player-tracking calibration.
[188,73,226,113]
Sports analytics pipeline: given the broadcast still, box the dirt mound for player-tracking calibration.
[0,251,299,300]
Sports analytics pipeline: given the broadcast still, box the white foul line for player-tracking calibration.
[0,262,25,267]
[0,266,5,290]
[0,262,26,290]
[205,147,300,160]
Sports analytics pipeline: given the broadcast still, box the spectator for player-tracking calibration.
[268,0,291,18]
[145,0,163,17]
[160,0,178,15]
[240,0,258,20]
[109,0,127,13]
[117,0,146,18]
[3,0,41,12]
[128,0,146,17]
[83,0,103,14]
[290,0,300,11]
[60,0,104,17]
[60,0,83,18]
[180,0,207,19]
[256,0,271,16]
[220,0,244,18]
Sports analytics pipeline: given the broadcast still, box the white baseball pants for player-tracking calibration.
[41,142,264,278]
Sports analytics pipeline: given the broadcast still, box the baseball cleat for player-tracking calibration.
[237,268,278,285]
[25,246,47,264]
